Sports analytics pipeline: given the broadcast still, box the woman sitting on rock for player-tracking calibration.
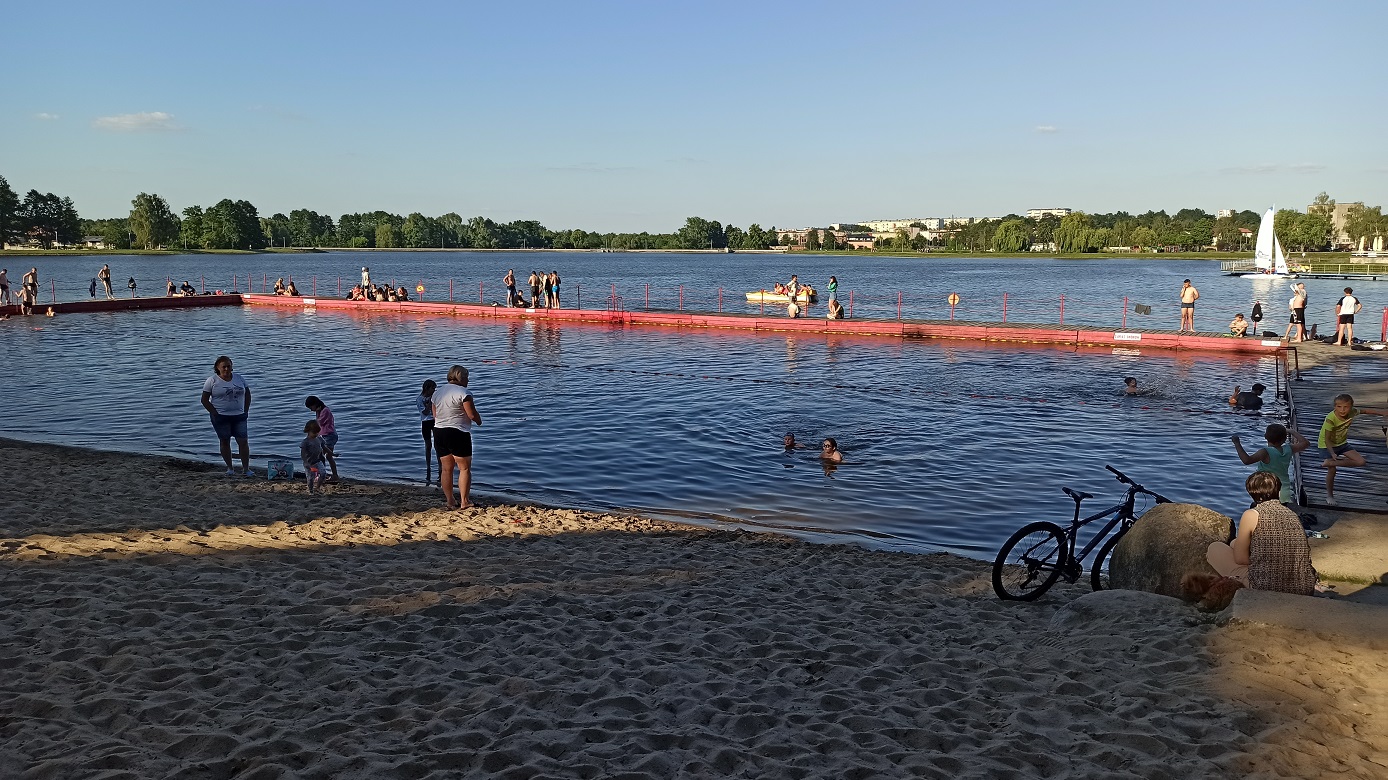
[1206,472,1317,596]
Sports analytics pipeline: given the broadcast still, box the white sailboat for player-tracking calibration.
[1240,207,1295,278]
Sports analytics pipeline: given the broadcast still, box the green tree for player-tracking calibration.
[822,229,838,251]
[466,216,497,248]
[180,206,204,249]
[724,225,746,249]
[437,212,464,247]
[1054,212,1093,253]
[1130,226,1157,250]
[805,229,821,251]
[403,213,434,248]
[128,192,178,249]
[375,221,401,248]
[745,224,768,250]
[992,219,1030,253]
[1273,209,1301,254]
[0,175,20,246]
[1212,218,1242,250]
[18,190,80,248]
[261,213,291,247]
[1308,191,1335,217]
[1344,204,1385,250]
[1291,212,1331,252]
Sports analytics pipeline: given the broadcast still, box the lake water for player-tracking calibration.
[0,252,1341,557]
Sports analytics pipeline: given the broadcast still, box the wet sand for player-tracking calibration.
[1,437,1384,778]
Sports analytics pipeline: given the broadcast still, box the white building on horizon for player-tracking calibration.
[1026,207,1072,220]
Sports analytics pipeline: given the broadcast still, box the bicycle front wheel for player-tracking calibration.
[993,521,1068,601]
[1089,528,1129,592]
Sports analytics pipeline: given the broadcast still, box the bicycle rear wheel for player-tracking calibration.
[993,521,1068,601]
[1089,528,1129,592]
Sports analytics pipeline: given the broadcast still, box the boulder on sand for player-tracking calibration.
[1109,503,1233,598]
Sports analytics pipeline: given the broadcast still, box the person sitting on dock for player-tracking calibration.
[787,300,802,318]
[286,280,300,296]
[1229,313,1249,338]
[180,281,197,295]
[1229,383,1266,410]
[827,298,845,319]
[274,277,287,295]
[396,285,409,301]
[165,279,176,297]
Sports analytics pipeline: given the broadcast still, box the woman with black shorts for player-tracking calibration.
[432,365,482,509]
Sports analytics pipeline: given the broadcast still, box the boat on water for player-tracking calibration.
[746,289,816,304]
[1239,208,1296,279]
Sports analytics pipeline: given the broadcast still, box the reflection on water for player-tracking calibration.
[0,304,1285,558]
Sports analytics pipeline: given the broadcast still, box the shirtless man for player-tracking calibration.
[0,268,9,305]
[503,269,516,307]
[1179,279,1199,332]
[98,264,114,299]
[1284,282,1307,343]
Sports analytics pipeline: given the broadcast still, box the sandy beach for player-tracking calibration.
[1,437,1384,779]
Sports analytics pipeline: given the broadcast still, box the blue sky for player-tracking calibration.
[4,0,1385,231]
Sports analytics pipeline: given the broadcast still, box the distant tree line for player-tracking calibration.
[7,172,1387,255]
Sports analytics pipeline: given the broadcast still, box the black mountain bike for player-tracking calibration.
[992,466,1171,601]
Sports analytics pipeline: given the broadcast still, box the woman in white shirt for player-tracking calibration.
[432,365,483,509]
[200,355,252,476]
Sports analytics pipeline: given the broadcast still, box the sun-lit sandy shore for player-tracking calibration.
[1,437,1384,778]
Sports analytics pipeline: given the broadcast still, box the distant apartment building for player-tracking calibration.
[1216,209,1234,219]
[1026,208,1072,220]
[1307,200,1363,247]
[857,219,928,232]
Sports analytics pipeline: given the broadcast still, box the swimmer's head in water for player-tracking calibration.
[784,433,795,448]
[822,438,837,451]
[1250,383,1266,395]
[1124,377,1137,387]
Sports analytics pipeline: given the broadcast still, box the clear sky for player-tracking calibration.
[4,0,1385,231]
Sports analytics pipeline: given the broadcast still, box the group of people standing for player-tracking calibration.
[503,269,562,309]
[1,267,41,315]
[200,356,483,510]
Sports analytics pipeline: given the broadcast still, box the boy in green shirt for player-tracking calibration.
[1319,393,1387,505]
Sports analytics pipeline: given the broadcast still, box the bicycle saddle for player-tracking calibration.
[1062,487,1094,501]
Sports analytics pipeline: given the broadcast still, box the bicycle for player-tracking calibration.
[992,465,1171,601]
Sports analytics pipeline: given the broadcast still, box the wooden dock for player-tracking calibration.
[1287,343,1388,513]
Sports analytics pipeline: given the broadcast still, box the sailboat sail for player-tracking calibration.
[1253,208,1275,271]
[1273,233,1290,275]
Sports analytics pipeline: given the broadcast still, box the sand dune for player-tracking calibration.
[1,438,1384,778]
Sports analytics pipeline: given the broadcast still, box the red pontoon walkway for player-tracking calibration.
[239,294,1284,354]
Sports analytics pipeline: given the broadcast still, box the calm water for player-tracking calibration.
[0,259,1292,557]
[15,250,1381,332]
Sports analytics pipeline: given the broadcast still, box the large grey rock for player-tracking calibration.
[1110,502,1232,598]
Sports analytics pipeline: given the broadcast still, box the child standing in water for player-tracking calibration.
[305,396,339,483]
[418,379,437,485]
[301,420,327,494]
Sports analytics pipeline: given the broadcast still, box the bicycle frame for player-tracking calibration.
[1064,485,1150,568]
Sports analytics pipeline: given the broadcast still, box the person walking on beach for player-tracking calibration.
[433,365,482,510]
[0,268,10,306]
[1179,279,1199,332]
[1319,393,1386,505]
[201,356,252,476]
[418,379,437,485]
[1333,287,1361,346]
[548,271,561,309]
[503,269,516,307]
[305,396,339,483]
[98,264,114,299]
[1285,283,1307,343]
[300,420,328,495]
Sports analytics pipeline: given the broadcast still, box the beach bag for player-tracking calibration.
[266,459,295,480]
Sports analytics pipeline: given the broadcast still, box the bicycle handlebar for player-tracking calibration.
[1105,464,1170,503]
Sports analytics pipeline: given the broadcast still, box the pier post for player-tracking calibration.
[51,279,55,304]
[338,277,341,297]
[201,275,205,294]
[679,285,684,311]
[576,285,581,310]
[719,287,723,313]
[1002,293,1008,323]
[1059,295,1065,326]
[897,291,902,321]
[233,276,237,293]
[313,276,317,297]
[848,291,854,318]
[645,284,649,311]
[479,281,483,304]
[1381,307,1387,342]
[449,279,453,302]
[1123,297,1128,329]
[611,284,617,310]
